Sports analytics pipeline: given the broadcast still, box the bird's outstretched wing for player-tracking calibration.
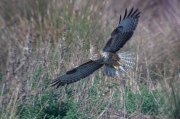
[50,60,103,88]
[103,7,141,53]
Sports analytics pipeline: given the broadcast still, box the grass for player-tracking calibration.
[0,0,180,118]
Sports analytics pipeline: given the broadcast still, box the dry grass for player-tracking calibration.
[0,0,180,118]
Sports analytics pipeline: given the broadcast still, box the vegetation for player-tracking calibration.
[0,0,180,118]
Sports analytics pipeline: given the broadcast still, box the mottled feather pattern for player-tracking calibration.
[50,60,103,88]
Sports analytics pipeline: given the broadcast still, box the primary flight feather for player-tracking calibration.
[51,8,141,88]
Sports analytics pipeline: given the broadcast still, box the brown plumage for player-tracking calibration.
[50,8,140,88]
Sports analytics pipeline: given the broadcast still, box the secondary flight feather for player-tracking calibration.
[51,7,141,88]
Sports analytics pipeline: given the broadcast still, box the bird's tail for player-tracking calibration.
[104,51,135,77]
[117,50,135,76]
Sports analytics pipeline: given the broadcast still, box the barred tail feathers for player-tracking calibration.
[104,51,135,77]
[117,50,135,75]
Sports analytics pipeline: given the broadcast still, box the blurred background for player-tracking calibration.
[0,0,180,118]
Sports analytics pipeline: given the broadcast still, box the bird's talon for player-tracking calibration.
[117,61,124,66]
[113,65,119,70]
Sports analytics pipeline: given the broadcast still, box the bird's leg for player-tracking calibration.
[113,65,119,70]
[117,61,124,66]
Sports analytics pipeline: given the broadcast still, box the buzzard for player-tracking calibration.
[51,8,141,88]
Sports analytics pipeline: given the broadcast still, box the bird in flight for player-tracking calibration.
[51,7,141,88]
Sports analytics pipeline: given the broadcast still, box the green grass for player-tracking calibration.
[0,0,180,119]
